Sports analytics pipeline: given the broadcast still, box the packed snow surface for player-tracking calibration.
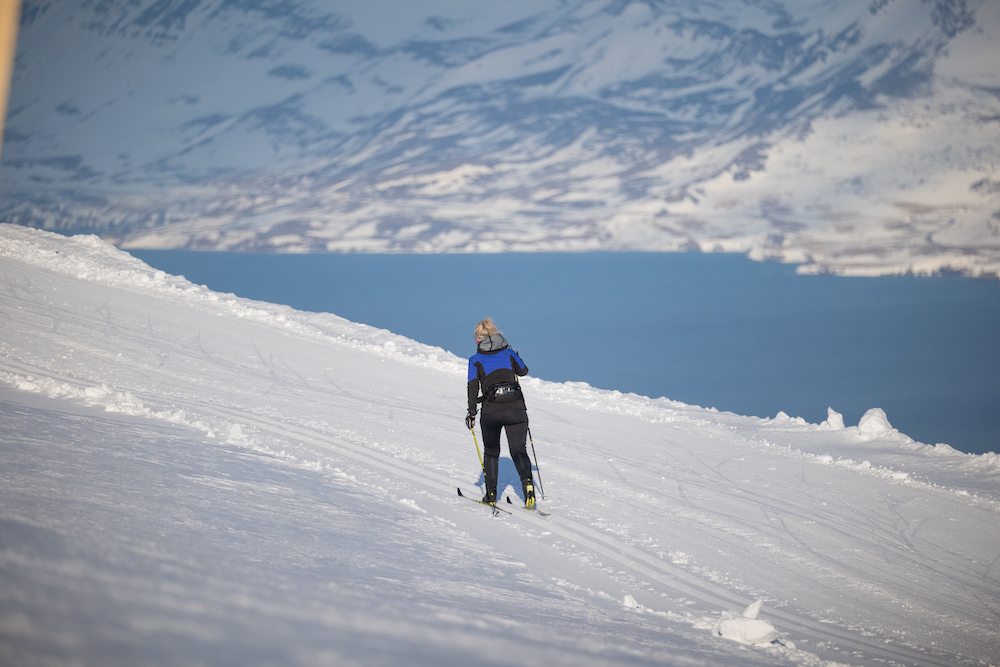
[2,224,1000,666]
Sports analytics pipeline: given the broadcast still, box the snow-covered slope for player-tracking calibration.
[1,223,999,665]
[3,1,1000,277]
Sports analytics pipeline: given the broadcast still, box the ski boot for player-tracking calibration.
[522,480,535,509]
[482,489,497,507]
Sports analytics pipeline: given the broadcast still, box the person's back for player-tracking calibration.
[465,319,535,508]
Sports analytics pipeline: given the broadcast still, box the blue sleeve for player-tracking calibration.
[468,357,477,383]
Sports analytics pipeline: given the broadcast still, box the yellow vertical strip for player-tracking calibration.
[0,0,23,165]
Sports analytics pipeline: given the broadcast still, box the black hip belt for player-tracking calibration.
[483,381,522,403]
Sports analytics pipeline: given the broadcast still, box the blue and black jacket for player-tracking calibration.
[467,333,529,416]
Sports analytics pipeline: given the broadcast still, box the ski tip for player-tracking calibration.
[457,487,464,497]
[506,495,513,504]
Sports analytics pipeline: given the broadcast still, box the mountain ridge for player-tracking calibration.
[2,0,999,277]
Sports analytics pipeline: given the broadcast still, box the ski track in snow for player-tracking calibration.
[2,225,999,666]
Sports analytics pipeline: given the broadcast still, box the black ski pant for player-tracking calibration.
[480,408,533,495]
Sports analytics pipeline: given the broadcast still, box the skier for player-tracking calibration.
[465,318,535,508]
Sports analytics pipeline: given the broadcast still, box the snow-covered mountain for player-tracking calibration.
[2,222,1000,665]
[2,1,1000,277]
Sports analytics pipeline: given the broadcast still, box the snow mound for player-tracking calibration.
[713,600,780,646]
[819,407,845,430]
[85,384,145,415]
[857,407,912,443]
[858,408,893,439]
[10,375,149,417]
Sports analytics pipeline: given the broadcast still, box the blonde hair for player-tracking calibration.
[474,318,499,339]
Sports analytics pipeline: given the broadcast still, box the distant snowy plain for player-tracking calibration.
[2,224,1000,666]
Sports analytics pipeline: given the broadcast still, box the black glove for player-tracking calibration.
[465,413,475,430]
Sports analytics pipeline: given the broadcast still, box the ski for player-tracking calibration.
[506,495,550,516]
[457,487,511,515]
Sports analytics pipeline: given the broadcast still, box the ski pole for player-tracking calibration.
[526,423,545,498]
[469,424,485,476]
[514,372,545,499]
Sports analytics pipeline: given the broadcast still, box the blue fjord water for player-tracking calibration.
[129,250,1000,456]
